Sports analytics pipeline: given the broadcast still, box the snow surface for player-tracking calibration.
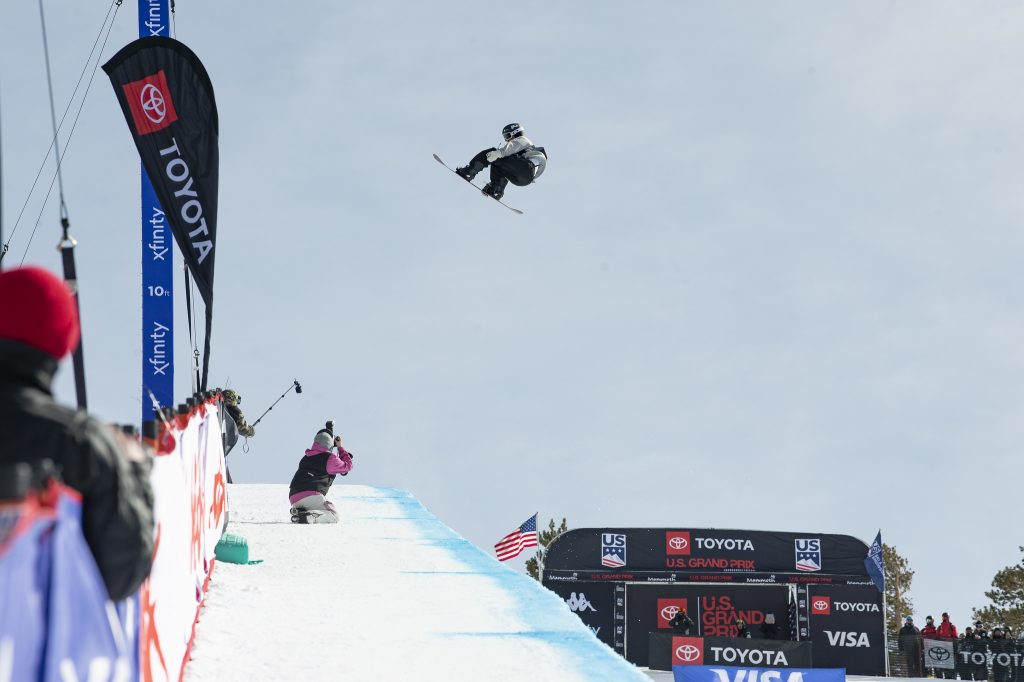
[184,484,650,681]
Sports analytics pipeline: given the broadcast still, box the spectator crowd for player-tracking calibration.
[898,613,1023,680]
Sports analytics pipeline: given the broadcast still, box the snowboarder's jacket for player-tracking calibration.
[0,339,155,600]
[493,134,547,180]
[288,440,353,504]
[920,623,938,638]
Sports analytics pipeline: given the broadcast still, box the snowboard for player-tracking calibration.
[433,154,523,214]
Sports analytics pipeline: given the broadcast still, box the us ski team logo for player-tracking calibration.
[795,538,822,572]
[601,533,626,568]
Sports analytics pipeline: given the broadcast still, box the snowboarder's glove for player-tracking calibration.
[485,150,501,163]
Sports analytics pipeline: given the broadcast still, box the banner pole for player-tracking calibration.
[883,588,891,675]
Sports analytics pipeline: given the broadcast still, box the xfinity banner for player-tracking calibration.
[136,0,173,421]
[674,665,845,682]
[103,36,219,389]
[648,633,813,671]
[545,528,872,576]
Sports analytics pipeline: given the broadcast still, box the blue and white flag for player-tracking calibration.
[864,530,885,593]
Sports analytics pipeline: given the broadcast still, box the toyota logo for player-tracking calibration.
[676,644,701,662]
[140,83,167,124]
[669,536,689,550]
[813,599,829,611]
[928,647,950,662]
[662,605,681,620]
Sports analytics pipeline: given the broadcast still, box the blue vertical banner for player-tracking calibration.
[865,530,885,593]
[139,0,172,422]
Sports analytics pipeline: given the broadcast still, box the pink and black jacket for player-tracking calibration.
[288,441,353,505]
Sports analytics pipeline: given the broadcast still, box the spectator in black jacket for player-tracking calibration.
[959,628,985,681]
[669,608,694,635]
[899,616,924,677]
[0,266,154,600]
[990,628,1012,682]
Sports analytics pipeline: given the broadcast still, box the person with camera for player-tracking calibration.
[0,266,154,600]
[288,420,354,524]
[669,608,694,635]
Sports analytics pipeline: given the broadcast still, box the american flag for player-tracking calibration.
[494,513,538,561]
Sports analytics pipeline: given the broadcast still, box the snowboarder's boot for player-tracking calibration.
[482,178,507,200]
[290,507,311,524]
[456,159,486,182]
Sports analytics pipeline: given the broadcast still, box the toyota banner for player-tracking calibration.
[649,633,813,672]
[625,584,791,668]
[103,36,219,390]
[544,528,872,577]
[543,525,886,675]
[805,583,885,675]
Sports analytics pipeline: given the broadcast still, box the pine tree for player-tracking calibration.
[884,543,915,637]
[972,546,1024,633]
[525,517,569,580]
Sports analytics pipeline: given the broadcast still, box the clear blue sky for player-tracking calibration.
[3,1,1023,629]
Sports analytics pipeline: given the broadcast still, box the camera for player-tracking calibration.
[326,420,335,433]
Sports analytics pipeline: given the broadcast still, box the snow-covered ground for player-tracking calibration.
[184,484,649,681]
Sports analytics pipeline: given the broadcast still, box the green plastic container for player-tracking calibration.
[214,532,261,565]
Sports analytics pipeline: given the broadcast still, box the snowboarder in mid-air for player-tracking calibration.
[456,123,547,200]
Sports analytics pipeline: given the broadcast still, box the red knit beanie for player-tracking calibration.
[0,266,80,359]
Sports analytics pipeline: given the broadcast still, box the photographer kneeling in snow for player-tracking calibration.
[288,421,353,524]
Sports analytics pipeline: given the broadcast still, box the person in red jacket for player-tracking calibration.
[937,612,958,639]
[935,613,959,678]
[921,615,938,638]
[920,616,938,677]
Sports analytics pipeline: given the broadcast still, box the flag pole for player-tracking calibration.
[536,512,544,582]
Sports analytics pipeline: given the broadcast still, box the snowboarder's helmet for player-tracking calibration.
[502,122,523,141]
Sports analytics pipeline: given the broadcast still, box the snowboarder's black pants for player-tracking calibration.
[467,148,535,188]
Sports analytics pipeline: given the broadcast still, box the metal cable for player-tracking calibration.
[9,0,122,263]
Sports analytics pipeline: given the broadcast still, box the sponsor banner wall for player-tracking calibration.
[954,639,1024,677]
[0,487,137,681]
[546,528,871,576]
[543,568,871,586]
[0,401,226,682]
[702,637,813,669]
[806,583,885,675]
[141,399,227,682]
[625,583,791,667]
[648,633,813,671]
[542,580,616,648]
[673,664,846,682]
